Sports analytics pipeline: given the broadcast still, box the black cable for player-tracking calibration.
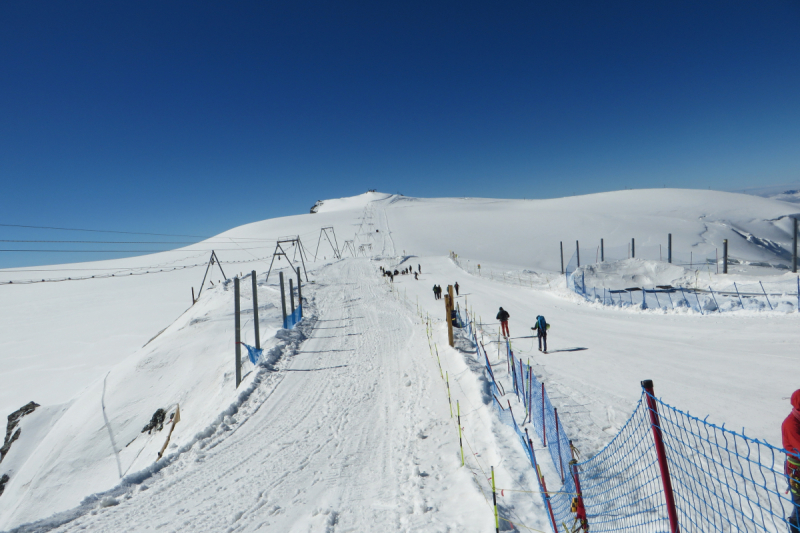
[0,223,211,238]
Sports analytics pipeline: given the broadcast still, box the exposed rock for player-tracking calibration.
[1,401,39,464]
[141,408,166,434]
[0,474,8,497]
[310,200,323,213]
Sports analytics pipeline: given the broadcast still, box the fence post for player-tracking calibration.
[576,240,580,268]
[734,282,744,309]
[191,287,195,305]
[457,400,464,466]
[794,218,798,274]
[491,466,499,533]
[296,266,302,318]
[668,233,672,263]
[641,379,680,533]
[571,459,589,532]
[555,407,564,482]
[251,271,260,350]
[542,382,546,446]
[759,281,773,310]
[601,238,604,262]
[537,465,559,533]
[289,278,295,315]
[708,286,721,313]
[279,271,287,328]
[560,241,564,274]
[632,238,635,258]
[234,277,241,388]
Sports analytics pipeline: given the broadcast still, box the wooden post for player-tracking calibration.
[251,271,260,350]
[642,380,680,533]
[445,285,454,347]
[576,240,580,267]
[234,277,241,388]
[723,239,728,274]
[279,271,287,328]
[600,238,604,262]
[632,237,635,258]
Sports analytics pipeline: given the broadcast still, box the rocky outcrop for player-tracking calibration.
[0,401,39,497]
[1,401,39,465]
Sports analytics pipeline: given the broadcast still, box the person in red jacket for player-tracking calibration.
[783,389,800,532]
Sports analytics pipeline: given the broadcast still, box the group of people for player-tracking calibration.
[432,281,460,300]
[495,307,549,353]
[380,264,421,282]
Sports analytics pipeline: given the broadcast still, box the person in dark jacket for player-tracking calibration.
[531,315,548,353]
[496,307,510,337]
[432,285,438,300]
[784,390,800,532]
[454,282,460,296]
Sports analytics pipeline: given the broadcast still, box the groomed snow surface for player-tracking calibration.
[1,189,799,532]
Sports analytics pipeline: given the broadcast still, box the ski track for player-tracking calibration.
[49,259,484,532]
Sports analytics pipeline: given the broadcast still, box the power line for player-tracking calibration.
[0,239,280,245]
[0,223,212,238]
[0,246,273,253]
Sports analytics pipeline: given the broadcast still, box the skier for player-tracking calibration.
[454,282,460,296]
[531,315,549,353]
[414,272,418,280]
[496,307,510,337]
[432,285,438,300]
[418,264,421,274]
[783,389,800,532]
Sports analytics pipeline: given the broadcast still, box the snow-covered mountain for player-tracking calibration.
[1,189,799,531]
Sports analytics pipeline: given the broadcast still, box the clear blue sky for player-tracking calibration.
[1,1,799,267]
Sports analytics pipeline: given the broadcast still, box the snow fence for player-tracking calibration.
[565,250,800,314]
[460,307,799,533]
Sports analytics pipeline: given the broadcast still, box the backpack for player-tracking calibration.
[537,315,547,332]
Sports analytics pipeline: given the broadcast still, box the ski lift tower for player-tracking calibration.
[314,227,341,260]
[265,236,309,283]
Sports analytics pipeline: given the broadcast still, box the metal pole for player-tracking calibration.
[289,278,295,314]
[571,460,589,531]
[560,241,564,274]
[576,240,580,268]
[601,238,604,262]
[251,271,260,350]
[794,218,798,273]
[668,233,672,264]
[491,466,499,533]
[234,277,241,388]
[457,401,464,466]
[191,287,195,305]
[541,382,546,446]
[296,266,302,318]
[555,407,564,482]
[279,271,287,328]
[723,239,728,274]
[632,238,635,258]
[641,380,680,533]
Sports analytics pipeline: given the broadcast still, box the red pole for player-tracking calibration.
[555,407,564,482]
[542,382,546,446]
[538,466,559,532]
[571,460,589,532]
[642,379,680,533]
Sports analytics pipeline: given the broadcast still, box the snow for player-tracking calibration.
[1,189,799,531]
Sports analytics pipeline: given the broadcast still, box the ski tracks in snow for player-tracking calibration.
[48,259,487,532]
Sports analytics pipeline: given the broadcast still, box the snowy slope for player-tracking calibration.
[2,189,800,531]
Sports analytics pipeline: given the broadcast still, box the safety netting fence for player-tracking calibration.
[459,306,799,532]
[565,250,800,314]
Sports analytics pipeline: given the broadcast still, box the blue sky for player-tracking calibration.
[1,1,799,267]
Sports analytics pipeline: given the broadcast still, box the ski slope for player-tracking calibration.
[2,189,799,531]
